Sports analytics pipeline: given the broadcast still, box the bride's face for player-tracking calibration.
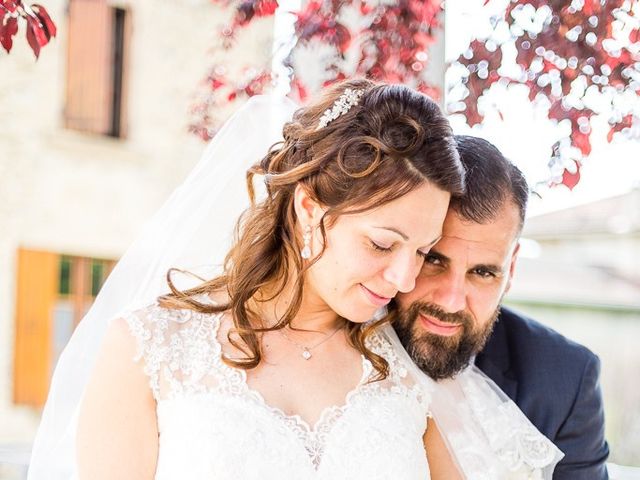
[303,181,451,324]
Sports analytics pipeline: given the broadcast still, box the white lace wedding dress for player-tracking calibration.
[125,298,433,480]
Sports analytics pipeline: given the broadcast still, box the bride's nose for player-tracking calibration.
[382,252,420,293]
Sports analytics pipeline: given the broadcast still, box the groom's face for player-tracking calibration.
[394,203,521,379]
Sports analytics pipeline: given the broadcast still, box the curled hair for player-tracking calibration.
[160,79,464,381]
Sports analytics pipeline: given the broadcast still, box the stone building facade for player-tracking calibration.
[0,0,273,445]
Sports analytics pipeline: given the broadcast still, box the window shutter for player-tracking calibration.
[13,249,59,407]
[64,0,113,135]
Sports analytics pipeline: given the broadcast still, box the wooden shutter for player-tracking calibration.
[64,0,114,134]
[13,249,59,406]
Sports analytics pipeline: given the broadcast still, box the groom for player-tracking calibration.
[394,135,609,479]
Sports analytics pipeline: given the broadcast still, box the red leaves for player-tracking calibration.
[190,0,281,138]
[581,0,602,17]
[254,0,277,17]
[567,113,594,156]
[607,114,635,143]
[290,78,308,102]
[192,0,446,139]
[409,0,442,25]
[570,128,592,156]
[560,161,581,190]
[456,38,503,126]
[25,13,47,57]
[331,23,351,53]
[190,66,275,141]
[1,0,56,57]
[461,97,483,127]
[32,3,55,37]
[0,15,18,52]
[449,0,639,188]
[293,2,353,53]
[337,0,442,95]
[233,0,279,27]
[210,78,225,90]
[468,39,503,72]
[1,0,19,13]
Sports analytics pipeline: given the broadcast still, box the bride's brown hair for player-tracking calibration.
[160,79,464,379]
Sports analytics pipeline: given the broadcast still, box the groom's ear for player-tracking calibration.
[293,184,326,227]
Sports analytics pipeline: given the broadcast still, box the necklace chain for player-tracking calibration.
[279,324,343,360]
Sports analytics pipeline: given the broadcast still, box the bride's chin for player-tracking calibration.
[340,306,378,324]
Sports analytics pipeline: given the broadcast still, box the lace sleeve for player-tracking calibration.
[123,303,221,401]
[123,303,172,401]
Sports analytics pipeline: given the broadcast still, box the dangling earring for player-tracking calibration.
[301,225,312,259]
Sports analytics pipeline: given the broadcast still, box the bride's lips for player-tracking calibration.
[418,313,462,337]
[360,284,393,307]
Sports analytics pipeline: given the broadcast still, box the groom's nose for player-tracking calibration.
[428,270,466,313]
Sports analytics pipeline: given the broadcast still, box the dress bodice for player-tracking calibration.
[125,300,433,480]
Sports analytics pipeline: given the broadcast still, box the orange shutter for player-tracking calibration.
[13,249,59,406]
[64,0,113,134]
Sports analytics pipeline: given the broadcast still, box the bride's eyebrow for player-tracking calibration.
[373,226,409,240]
[373,226,441,247]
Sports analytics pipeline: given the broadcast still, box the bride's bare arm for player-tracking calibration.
[77,318,158,479]
[423,417,463,480]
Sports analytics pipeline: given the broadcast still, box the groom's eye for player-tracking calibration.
[423,254,441,266]
[472,267,496,279]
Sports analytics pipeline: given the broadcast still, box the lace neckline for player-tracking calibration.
[194,292,376,432]
[198,299,384,469]
[210,309,375,433]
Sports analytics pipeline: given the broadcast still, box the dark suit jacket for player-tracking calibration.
[475,307,610,480]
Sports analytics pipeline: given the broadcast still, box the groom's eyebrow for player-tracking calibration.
[374,226,441,247]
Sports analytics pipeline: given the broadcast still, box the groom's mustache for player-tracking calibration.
[409,302,475,332]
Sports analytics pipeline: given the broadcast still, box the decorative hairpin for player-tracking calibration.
[316,88,365,130]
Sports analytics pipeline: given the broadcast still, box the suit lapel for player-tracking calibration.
[474,315,518,402]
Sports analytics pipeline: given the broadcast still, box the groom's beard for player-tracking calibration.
[394,301,499,380]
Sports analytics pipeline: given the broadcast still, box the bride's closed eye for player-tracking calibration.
[369,239,393,252]
[369,239,431,263]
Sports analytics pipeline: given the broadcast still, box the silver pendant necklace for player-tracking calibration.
[279,324,343,360]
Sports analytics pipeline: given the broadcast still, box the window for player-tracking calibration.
[13,249,115,406]
[64,0,130,138]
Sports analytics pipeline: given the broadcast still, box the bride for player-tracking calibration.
[28,79,561,479]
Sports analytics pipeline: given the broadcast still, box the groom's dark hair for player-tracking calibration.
[450,135,529,231]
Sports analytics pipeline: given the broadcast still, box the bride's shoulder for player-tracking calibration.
[105,293,224,399]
